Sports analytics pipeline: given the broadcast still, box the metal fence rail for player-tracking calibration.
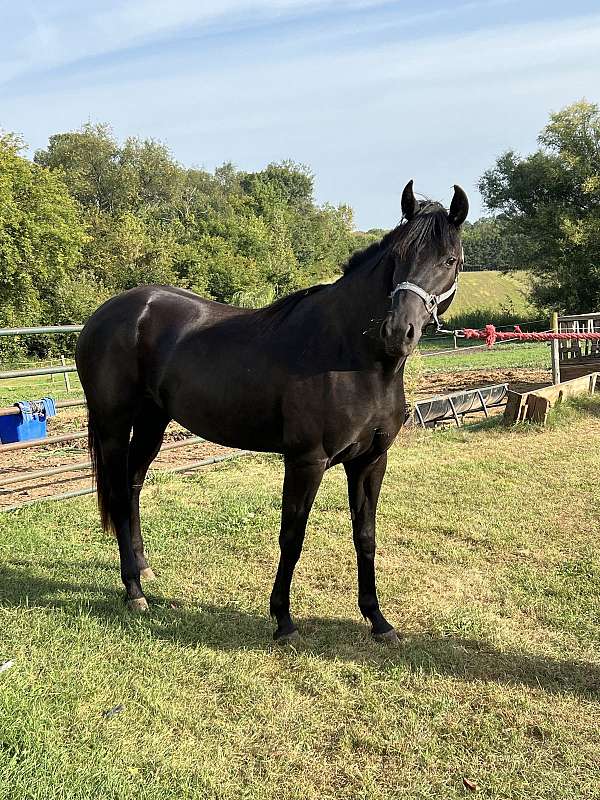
[0,365,78,380]
[1,448,248,513]
[0,436,207,487]
[0,431,87,453]
[0,399,85,418]
[0,325,84,337]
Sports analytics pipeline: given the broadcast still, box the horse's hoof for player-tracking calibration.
[127,597,149,613]
[275,629,303,646]
[372,628,401,646]
[140,567,156,581]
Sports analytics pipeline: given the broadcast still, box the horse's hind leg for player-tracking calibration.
[93,415,148,610]
[128,403,170,581]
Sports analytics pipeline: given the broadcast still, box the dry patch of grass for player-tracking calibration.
[1,401,600,799]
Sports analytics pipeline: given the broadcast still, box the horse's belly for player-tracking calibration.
[158,357,285,453]
[173,409,284,453]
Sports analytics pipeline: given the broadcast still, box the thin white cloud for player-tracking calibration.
[2,0,379,81]
[1,0,514,84]
[2,4,599,226]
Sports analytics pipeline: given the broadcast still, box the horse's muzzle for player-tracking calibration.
[380,312,422,357]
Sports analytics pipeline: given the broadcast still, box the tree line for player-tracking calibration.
[1,100,599,355]
[0,123,372,342]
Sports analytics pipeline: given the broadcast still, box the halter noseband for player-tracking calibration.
[389,243,463,331]
[390,278,458,331]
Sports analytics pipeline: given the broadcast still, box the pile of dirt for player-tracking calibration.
[416,367,550,399]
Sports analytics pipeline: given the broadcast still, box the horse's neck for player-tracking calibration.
[327,255,397,362]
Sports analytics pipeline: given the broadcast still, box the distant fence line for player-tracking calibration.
[0,324,247,513]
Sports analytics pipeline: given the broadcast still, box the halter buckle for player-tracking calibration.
[424,295,438,313]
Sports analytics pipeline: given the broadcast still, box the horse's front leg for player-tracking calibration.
[344,451,399,644]
[270,458,325,643]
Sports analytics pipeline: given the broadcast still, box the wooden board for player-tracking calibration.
[504,390,529,423]
[504,373,599,425]
[561,361,600,382]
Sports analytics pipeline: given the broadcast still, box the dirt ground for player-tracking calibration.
[0,410,237,509]
[1,366,551,510]
[416,367,550,398]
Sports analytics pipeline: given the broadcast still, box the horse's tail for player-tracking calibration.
[87,411,114,533]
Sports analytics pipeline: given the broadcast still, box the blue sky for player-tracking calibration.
[1,0,600,229]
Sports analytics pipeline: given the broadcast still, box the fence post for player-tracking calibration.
[551,312,560,385]
[453,333,458,350]
[61,355,71,392]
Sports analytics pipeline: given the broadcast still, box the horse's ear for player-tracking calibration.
[401,180,419,221]
[448,184,469,227]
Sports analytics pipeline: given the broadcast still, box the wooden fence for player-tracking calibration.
[553,312,600,382]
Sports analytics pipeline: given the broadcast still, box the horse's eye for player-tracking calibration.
[445,256,457,266]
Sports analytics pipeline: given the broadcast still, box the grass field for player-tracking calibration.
[1,399,600,799]
[447,271,538,325]
[421,342,550,373]
[0,372,83,407]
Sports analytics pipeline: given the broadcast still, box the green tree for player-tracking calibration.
[479,100,600,311]
[81,210,179,292]
[461,217,531,270]
[241,161,313,214]
[34,123,124,212]
[0,131,87,343]
[31,125,359,312]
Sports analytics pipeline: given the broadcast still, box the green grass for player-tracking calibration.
[0,377,83,407]
[2,399,600,799]
[421,342,550,373]
[447,271,539,325]
[0,349,81,406]
[0,357,82,407]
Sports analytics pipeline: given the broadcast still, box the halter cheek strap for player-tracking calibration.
[390,279,458,331]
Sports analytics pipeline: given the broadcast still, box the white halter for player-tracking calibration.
[390,244,463,330]
[390,279,458,331]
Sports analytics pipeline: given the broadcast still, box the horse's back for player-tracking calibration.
[76,285,246,411]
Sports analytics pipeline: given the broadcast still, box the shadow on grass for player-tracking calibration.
[1,561,599,699]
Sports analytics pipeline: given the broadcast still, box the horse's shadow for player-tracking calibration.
[1,560,598,699]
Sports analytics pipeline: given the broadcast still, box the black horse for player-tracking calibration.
[76,180,468,644]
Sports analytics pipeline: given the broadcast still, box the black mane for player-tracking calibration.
[343,229,397,275]
[343,201,456,275]
[255,202,457,327]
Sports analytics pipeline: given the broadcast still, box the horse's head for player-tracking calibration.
[380,180,468,357]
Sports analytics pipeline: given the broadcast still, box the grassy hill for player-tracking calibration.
[447,270,539,326]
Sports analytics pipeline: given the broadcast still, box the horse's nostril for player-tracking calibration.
[406,323,415,340]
